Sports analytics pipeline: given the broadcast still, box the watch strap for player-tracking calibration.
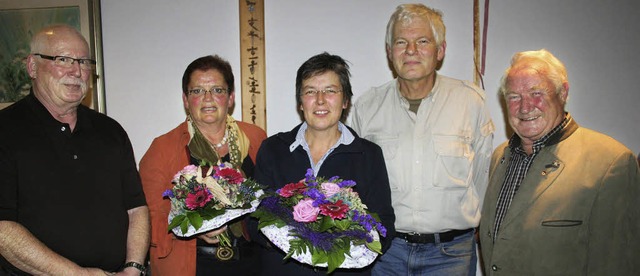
[123,261,146,275]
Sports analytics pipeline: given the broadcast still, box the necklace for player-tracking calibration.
[212,129,228,149]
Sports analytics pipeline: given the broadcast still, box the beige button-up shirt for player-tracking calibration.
[349,75,494,233]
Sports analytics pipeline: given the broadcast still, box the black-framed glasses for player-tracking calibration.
[187,87,229,96]
[302,88,342,97]
[34,54,96,70]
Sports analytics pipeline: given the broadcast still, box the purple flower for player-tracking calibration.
[305,169,314,182]
[377,222,387,237]
[338,180,356,188]
[304,169,320,187]
[162,189,174,198]
[297,223,334,251]
[304,188,325,202]
[261,196,293,220]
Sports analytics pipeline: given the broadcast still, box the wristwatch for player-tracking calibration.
[123,261,147,275]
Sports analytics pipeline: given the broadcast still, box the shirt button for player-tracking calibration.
[416,160,420,164]
[73,155,78,160]
[492,265,498,271]
[61,126,66,131]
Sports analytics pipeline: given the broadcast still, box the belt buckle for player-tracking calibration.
[197,246,240,261]
[406,231,420,243]
[216,246,234,261]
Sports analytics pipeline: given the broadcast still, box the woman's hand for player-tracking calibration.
[197,225,228,245]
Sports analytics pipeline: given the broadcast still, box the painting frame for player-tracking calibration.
[0,0,105,113]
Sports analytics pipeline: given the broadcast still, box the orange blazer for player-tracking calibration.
[139,121,266,276]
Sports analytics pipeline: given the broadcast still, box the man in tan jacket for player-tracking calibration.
[479,49,640,275]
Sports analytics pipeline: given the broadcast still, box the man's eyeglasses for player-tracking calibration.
[187,87,229,96]
[33,54,96,70]
[302,88,342,97]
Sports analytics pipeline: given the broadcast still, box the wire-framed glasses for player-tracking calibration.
[34,53,96,70]
[187,87,229,97]
[302,88,342,97]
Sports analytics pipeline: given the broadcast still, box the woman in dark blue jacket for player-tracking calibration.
[252,52,395,276]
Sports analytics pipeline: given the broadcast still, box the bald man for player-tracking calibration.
[0,25,149,275]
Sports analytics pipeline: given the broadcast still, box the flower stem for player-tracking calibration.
[217,230,232,248]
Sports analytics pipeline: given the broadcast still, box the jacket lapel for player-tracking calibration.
[485,147,509,231]
[499,149,564,229]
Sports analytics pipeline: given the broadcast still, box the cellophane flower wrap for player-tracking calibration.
[163,162,264,240]
[252,169,387,274]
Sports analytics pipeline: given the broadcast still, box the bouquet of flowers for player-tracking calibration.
[163,162,264,247]
[252,169,387,274]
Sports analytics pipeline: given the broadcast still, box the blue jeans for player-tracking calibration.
[372,230,477,276]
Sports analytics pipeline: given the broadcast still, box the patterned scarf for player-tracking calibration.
[187,114,250,171]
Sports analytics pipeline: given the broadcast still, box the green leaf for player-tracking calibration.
[180,218,190,234]
[201,208,225,220]
[326,247,347,274]
[311,247,328,265]
[318,216,335,232]
[334,219,351,231]
[186,211,203,230]
[286,238,310,261]
[167,214,186,231]
[366,240,382,254]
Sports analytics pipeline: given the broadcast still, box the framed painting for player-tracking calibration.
[0,0,105,113]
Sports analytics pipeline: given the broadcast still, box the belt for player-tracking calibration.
[396,228,474,244]
[197,246,219,255]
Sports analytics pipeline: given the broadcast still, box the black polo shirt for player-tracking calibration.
[0,93,146,272]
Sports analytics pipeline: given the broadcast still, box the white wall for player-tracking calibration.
[101,0,476,162]
[101,1,240,161]
[102,0,640,164]
[484,0,640,151]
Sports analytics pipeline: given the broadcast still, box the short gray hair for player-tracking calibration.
[385,4,446,49]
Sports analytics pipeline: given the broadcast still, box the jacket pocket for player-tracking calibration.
[541,220,583,227]
[432,135,473,188]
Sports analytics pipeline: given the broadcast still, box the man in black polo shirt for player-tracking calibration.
[0,25,150,275]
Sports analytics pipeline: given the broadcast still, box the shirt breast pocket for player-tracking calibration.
[432,135,473,188]
[366,134,398,161]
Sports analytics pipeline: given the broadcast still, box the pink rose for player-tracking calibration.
[321,182,341,197]
[292,198,320,222]
[181,164,199,175]
[173,164,199,181]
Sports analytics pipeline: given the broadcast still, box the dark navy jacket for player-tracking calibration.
[252,123,395,276]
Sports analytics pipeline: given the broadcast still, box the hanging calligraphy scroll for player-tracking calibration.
[239,0,267,131]
[473,0,481,86]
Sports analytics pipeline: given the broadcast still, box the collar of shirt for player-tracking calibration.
[25,91,92,134]
[395,74,441,106]
[289,122,354,175]
[289,121,354,152]
[508,112,572,156]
